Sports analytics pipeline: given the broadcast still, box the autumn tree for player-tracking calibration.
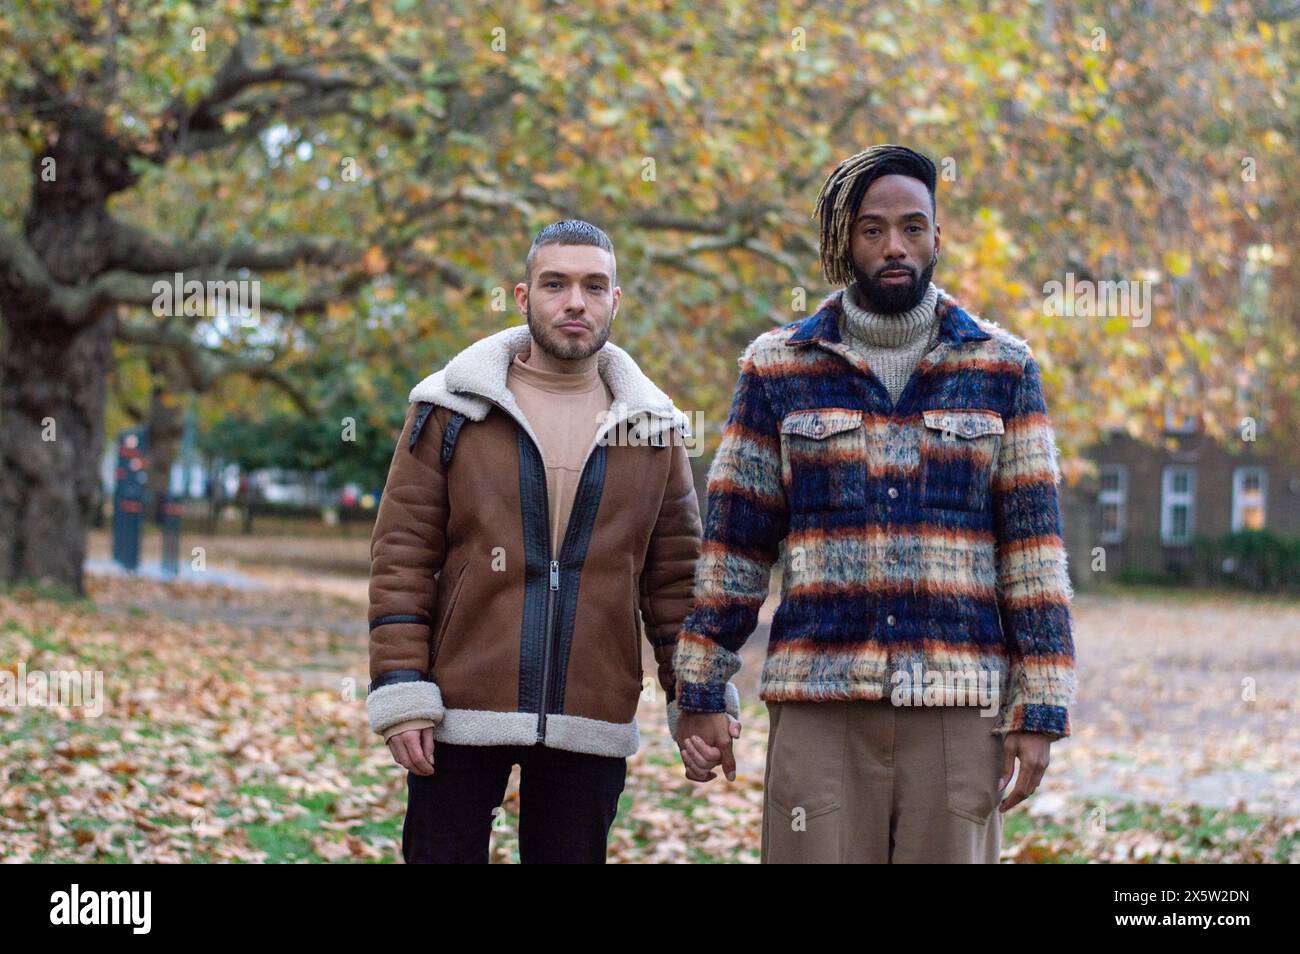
[0,0,1292,593]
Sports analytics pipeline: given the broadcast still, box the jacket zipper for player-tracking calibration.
[526,435,560,744]
[538,557,559,741]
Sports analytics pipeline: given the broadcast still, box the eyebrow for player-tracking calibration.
[853,211,930,225]
[537,271,612,282]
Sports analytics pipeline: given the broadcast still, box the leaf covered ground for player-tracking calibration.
[1,560,1296,863]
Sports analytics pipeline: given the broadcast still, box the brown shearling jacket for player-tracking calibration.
[366,324,733,757]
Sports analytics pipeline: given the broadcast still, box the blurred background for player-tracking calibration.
[0,0,1296,863]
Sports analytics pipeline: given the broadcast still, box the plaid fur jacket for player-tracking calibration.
[672,285,1077,739]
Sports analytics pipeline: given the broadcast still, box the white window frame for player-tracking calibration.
[1231,466,1268,532]
[1161,465,1196,545]
[1098,464,1128,544]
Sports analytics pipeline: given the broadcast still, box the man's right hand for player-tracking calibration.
[674,711,740,783]
[387,726,435,775]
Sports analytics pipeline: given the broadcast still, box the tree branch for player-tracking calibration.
[106,220,357,274]
[115,318,317,415]
[155,34,390,159]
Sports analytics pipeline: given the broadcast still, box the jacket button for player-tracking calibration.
[813,423,825,436]
[887,487,899,498]
[886,614,896,626]
[888,554,899,564]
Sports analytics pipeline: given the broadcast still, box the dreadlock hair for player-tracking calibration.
[811,144,937,287]
[524,218,616,285]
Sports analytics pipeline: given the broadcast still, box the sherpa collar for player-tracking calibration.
[408,323,692,450]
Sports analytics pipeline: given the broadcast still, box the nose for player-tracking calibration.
[884,228,908,264]
[564,283,585,314]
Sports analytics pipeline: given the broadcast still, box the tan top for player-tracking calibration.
[505,348,615,556]
[383,345,614,742]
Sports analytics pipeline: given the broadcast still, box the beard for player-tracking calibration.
[850,252,937,314]
[526,300,612,361]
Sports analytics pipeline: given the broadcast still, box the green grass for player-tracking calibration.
[221,783,403,863]
[0,579,97,610]
[1003,798,1298,863]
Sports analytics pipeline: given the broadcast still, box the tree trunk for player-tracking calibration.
[0,306,116,594]
[144,374,185,524]
[0,110,136,594]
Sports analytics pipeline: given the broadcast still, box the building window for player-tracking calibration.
[1098,464,1127,544]
[1232,467,1267,532]
[1161,465,1196,545]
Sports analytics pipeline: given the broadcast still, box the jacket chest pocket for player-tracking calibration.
[779,408,867,512]
[919,409,1004,512]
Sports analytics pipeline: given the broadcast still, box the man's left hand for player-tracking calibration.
[998,731,1051,812]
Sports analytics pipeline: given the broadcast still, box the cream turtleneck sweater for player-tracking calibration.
[838,281,941,404]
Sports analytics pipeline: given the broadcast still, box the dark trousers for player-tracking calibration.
[402,741,627,864]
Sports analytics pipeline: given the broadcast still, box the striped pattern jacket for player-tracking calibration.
[673,286,1077,739]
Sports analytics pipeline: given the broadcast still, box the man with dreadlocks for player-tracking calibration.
[671,144,1077,863]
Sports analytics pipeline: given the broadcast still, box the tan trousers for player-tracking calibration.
[761,698,1004,863]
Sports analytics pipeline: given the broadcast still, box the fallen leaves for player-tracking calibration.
[1,563,1296,863]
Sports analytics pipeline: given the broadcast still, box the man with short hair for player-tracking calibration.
[368,219,737,863]
[672,145,1077,863]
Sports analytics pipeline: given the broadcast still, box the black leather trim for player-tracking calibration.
[440,412,467,466]
[547,442,607,713]
[516,429,549,713]
[369,668,429,693]
[369,613,430,631]
[408,402,434,452]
